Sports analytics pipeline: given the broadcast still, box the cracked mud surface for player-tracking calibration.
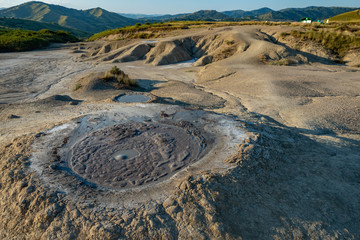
[69,121,210,189]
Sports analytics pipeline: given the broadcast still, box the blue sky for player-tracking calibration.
[0,0,359,14]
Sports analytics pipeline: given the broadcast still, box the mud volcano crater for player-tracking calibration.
[69,121,209,189]
[30,105,246,203]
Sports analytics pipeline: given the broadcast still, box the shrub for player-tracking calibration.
[110,66,122,75]
[132,32,155,39]
[116,74,137,87]
[102,71,114,81]
[73,83,82,91]
[103,66,138,87]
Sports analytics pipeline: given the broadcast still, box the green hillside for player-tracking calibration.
[0,28,78,52]
[329,10,360,22]
[258,7,359,21]
[223,8,273,18]
[173,10,232,21]
[144,6,359,22]
[0,17,89,37]
[0,1,137,33]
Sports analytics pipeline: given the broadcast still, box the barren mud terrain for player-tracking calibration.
[0,25,359,239]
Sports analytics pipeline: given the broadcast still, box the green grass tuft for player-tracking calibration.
[73,83,82,91]
[110,66,122,75]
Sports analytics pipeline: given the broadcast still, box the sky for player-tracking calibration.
[0,0,359,14]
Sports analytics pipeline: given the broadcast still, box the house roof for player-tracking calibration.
[301,17,313,21]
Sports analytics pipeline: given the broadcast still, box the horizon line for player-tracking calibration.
[0,1,359,15]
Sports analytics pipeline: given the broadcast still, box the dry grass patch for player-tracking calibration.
[281,22,360,58]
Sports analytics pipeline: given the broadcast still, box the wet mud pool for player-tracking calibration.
[114,94,151,103]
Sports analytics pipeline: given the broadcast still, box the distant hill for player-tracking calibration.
[140,14,186,22]
[1,2,359,35]
[142,10,232,22]
[118,13,163,19]
[172,10,232,21]
[258,7,359,21]
[223,8,273,18]
[329,9,360,22]
[0,17,89,37]
[0,1,137,33]
[143,6,359,22]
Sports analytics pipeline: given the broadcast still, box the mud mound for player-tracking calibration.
[86,42,151,63]
[113,43,152,63]
[192,31,249,64]
[75,73,114,91]
[84,28,264,66]
[30,105,245,201]
[145,40,193,65]
[96,41,125,55]
[72,72,137,101]
[38,95,81,106]
[84,27,332,68]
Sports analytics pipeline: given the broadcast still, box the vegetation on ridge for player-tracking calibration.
[88,21,292,41]
[329,10,360,22]
[88,22,190,41]
[0,17,90,37]
[0,29,78,52]
[281,23,360,57]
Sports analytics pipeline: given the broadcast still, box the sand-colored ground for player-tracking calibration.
[0,25,359,239]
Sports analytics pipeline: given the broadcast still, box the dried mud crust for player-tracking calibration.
[69,121,210,189]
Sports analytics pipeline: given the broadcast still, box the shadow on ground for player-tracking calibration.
[180,113,360,239]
